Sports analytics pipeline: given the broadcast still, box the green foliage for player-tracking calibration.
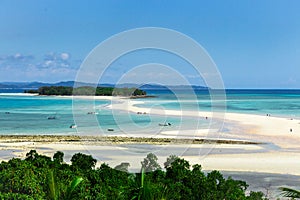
[112,87,146,96]
[65,177,84,200]
[29,86,147,96]
[279,187,300,199]
[73,86,95,95]
[0,192,35,199]
[164,154,178,168]
[71,152,97,171]
[24,89,39,94]
[53,151,64,164]
[247,191,268,200]
[0,157,46,198]
[0,151,268,199]
[131,168,154,200]
[141,153,161,172]
[114,162,130,172]
[38,86,73,96]
[47,170,59,200]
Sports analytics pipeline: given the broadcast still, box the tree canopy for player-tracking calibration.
[25,86,146,96]
[0,151,268,199]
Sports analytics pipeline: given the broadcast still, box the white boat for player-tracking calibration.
[158,122,171,126]
[70,124,77,129]
[87,111,99,115]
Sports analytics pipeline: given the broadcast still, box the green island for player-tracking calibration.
[0,150,269,200]
[25,86,147,97]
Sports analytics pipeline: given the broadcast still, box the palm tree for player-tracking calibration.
[47,170,59,200]
[131,168,169,200]
[65,176,84,200]
[279,187,300,199]
[47,170,83,200]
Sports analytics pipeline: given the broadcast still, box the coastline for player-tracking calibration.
[111,97,300,149]
[1,134,300,176]
[1,95,300,177]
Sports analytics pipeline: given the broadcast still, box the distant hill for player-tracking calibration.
[0,81,208,90]
[0,81,84,89]
[0,82,52,89]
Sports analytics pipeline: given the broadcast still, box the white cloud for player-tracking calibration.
[60,53,70,60]
[44,60,54,67]
[3,53,34,62]
[14,53,22,59]
[41,52,72,68]
[0,53,35,72]
[0,52,78,82]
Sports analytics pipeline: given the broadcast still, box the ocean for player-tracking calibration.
[1,89,300,135]
[143,89,300,117]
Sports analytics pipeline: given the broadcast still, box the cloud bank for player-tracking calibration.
[0,52,78,82]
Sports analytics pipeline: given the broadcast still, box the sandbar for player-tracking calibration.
[2,95,300,178]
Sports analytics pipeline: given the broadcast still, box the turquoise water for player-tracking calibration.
[140,89,300,118]
[0,93,207,135]
[1,89,300,135]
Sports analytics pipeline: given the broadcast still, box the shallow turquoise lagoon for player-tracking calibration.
[1,89,300,135]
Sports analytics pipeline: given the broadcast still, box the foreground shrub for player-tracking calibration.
[0,151,268,199]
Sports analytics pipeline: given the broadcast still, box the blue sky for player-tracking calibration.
[0,0,300,88]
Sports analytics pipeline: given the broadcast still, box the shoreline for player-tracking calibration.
[1,135,300,176]
[1,95,300,177]
[110,97,300,149]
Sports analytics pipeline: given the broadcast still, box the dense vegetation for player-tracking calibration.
[25,86,147,96]
[0,150,268,199]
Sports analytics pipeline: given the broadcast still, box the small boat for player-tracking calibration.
[87,111,99,115]
[5,112,10,114]
[47,116,56,120]
[158,122,171,126]
[47,112,57,120]
[107,128,114,131]
[70,124,77,129]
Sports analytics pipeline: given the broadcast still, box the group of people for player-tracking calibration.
[137,111,147,115]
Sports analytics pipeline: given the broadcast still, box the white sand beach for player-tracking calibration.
[111,97,300,148]
[1,96,300,177]
[109,97,300,175]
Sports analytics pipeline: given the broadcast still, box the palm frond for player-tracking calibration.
[47,170,59,200]
[65,177,84,200]
[279,187,300,198]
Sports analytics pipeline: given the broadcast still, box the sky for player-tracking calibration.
[0,0,300,88]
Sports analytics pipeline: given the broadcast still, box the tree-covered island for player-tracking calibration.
[25,86,148,97]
